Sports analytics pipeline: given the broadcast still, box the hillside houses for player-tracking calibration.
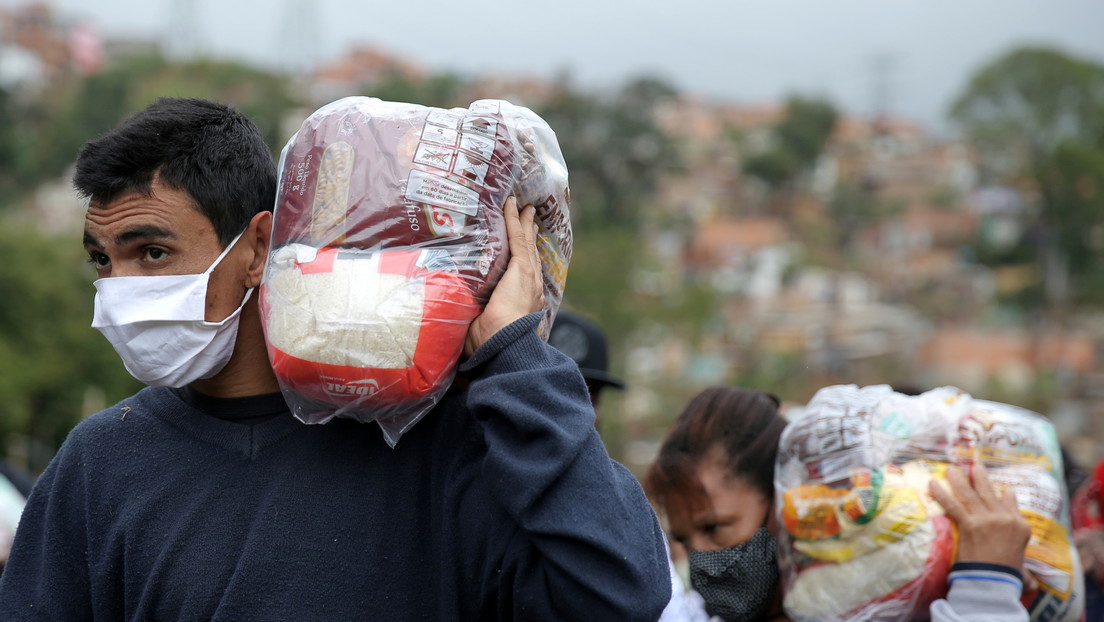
[307,45,426,105]
[5,4,1103,466]
[0,2,102,89]
[634,96,1104,468]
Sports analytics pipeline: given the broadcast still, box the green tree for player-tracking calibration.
[826,182,904,265]
[950,46,1104,309]
[32,53,300,185]
[0,87,19,206]
[776,97,839,169]
[1037,142,1104,305]
[744,95,838,189]
[742,148,798,189]
[950,47,1104,161]
[365,70,468,109]
[0,223,140,473]
[534,76,681,227]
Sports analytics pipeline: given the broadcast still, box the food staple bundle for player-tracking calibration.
[260,97,571,446]
[775,384,1083,621]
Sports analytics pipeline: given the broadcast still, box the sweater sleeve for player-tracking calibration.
[0,427,94,620]
[928,563,1029,622]
[459,312,672,621]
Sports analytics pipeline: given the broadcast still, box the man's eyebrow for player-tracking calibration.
[115,225,176,246]
[83,225,177,249]
[82,231,102,249]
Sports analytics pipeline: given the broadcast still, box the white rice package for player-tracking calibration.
[260,97,571,446]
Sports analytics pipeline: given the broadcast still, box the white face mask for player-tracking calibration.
[91,230,253,388]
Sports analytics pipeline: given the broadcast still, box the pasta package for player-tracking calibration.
[776,384,1083,622]
[260,97,571,446]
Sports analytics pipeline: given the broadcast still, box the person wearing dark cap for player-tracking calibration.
[548,310,625,412]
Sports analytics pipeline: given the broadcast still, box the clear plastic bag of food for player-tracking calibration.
[260,97,571,446]
[776,384,1083,621]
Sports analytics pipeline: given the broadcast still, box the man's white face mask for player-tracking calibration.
[91,230,252,387]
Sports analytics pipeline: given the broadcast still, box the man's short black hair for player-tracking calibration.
[73,97,277,245]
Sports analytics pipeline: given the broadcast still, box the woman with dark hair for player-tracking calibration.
[646,387,790,622]
[645,386,1033,622]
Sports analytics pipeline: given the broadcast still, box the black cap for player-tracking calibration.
[548,310,625,391]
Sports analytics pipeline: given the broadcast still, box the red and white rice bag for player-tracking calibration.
[776,384,1083,621]
[260,97,571,445]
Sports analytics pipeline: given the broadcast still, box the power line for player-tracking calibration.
[869,52,899,123]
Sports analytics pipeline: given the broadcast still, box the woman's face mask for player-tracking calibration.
[667,458,780,622]
[689,527,779,622]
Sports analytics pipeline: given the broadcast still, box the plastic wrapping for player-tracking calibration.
[260,97,571,446]
[776,384,1083,622]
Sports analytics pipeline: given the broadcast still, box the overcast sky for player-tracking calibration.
[24,0,1104,134]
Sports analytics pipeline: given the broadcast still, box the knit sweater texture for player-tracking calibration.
[0,315,671,621]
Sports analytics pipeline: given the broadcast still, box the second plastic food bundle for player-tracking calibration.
[776,384,1083,622]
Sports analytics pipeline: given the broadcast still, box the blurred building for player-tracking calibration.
[0,2,103,90]
[307,45,426,105]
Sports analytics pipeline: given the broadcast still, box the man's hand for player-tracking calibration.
[930,461,1032,570]
[464,196,545,356]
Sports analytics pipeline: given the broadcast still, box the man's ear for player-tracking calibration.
[244,211,272,288]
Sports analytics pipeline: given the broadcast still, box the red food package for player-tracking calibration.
[260,97,571,446]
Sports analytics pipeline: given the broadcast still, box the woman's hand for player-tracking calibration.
[930,461,1032,570]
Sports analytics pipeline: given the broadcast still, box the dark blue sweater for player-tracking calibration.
[0,315,671,621]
